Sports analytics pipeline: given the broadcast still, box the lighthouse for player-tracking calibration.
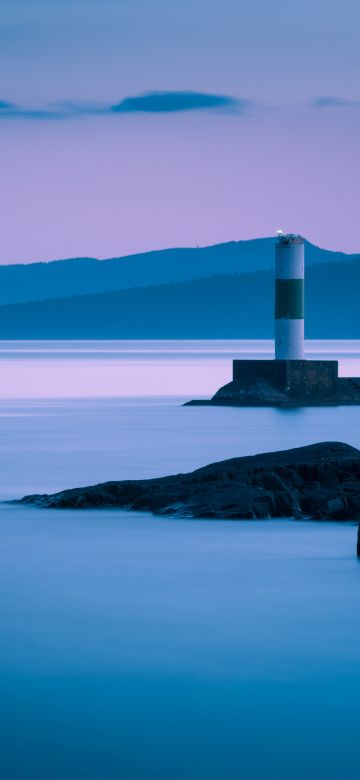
[275,233,304,360]
[188,229,360,407]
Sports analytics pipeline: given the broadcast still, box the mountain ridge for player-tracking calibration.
[0,258,359,339]
[0,238,358,307]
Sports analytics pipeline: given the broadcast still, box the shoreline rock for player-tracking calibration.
[11,441,360,521]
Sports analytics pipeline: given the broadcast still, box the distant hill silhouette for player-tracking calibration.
[0,238,357,307]
[0,258,359,338]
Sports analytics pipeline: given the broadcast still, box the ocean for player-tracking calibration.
[0,340,359,779]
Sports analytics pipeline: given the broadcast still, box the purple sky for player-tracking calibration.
[1,0,360,263]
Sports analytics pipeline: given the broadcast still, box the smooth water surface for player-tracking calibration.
[1,341,360,779]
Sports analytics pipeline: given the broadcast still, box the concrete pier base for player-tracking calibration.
[186,359,360,407]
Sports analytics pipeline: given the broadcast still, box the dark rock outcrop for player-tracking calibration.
[186,360,360,407]
[12,442,360,521]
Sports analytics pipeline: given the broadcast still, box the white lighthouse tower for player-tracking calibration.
[275,233,304,360]
[190,229,360,406]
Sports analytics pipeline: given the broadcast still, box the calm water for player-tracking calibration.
[1,341,360,779]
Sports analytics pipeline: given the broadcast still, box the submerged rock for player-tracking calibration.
[12,441,360,521]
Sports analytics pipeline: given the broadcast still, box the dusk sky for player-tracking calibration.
[1,0,360,263]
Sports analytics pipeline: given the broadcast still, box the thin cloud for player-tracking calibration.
[0,101,59,118]
[0,99,110,120]
[49,100,108,117]
[311,96,360,108]
[111,91,246,114]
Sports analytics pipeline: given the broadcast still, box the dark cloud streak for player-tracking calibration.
[311,96,360,108]
[0,91,247,120]
[111,91,246,113]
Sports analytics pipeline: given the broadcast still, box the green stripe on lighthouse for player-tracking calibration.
[275,279,304,319]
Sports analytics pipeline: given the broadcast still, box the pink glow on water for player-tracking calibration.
[0,340,359,399]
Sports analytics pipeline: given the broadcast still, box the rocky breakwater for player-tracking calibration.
[13,442,360,522]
